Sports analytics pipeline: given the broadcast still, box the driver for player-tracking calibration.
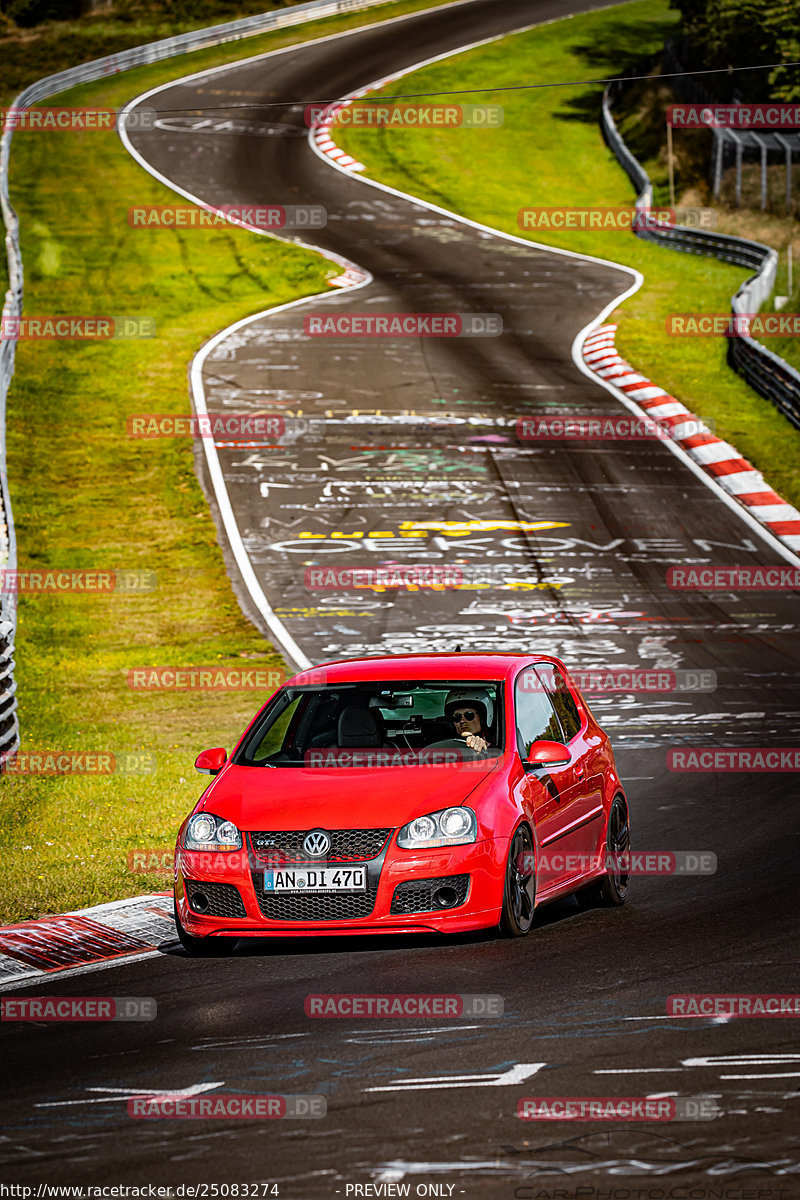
[443,688,495,755]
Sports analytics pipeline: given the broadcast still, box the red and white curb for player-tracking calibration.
[309,95,371,288]
[328,263,370,288]
[0,893,176,990]
[310,96,367,174]
[582,324,800,554]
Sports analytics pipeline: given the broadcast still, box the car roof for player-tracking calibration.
[290,653,562,685]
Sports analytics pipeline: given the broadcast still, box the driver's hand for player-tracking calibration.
[463,734,488,753]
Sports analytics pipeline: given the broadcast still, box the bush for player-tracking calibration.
[5,0,82,28]
[669,0,800,101]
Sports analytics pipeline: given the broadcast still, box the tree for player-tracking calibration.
[669,0,800,101]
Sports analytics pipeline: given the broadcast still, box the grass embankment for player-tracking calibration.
[336,0,800,508]
[0,0,460,923]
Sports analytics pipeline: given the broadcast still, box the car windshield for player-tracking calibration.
[235,680,504,767]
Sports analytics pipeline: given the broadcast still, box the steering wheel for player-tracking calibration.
[426,737,483,758]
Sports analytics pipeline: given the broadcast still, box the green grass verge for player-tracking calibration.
[336,0,800,510]
[0,0,461,924]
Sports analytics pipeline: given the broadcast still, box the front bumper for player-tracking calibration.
[175,836,507,939]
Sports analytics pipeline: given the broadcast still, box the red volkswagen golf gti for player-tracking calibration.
[173,653,630,954]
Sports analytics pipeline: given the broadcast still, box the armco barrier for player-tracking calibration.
[602,77,800,431]
[0,0,410,765]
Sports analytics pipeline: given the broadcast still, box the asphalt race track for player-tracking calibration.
[2,0,800,1195]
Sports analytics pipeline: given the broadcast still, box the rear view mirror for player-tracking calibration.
[524,740,570,768]
[195,746,227,775]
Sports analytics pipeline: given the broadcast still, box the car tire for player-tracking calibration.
[583,795,631,907]
[499,824,535,937]
[173,902,239,957]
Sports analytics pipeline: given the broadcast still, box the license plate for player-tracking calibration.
[263,866,367,893]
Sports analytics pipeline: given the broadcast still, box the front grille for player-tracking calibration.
[185,879,247,919]
[250,828,391,863]
[253,881,379,922]
[390,874,470,915]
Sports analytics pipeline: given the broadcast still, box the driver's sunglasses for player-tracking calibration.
[451,709,478,722]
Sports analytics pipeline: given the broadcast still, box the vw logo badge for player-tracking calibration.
[303,829,331,858]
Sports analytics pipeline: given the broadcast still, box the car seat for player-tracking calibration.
[337,704,385,747]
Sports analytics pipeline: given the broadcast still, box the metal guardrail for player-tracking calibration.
[601,78,800,431]
[0,0,406,763]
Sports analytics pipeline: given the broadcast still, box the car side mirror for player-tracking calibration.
[195,747,227,775]
[523,740,571,769]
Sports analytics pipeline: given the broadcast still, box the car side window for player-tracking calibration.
[514,671,562,758]
[536,665,582,742]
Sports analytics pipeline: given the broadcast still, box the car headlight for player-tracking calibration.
[397,806,477,849]
[184,813,242,851]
